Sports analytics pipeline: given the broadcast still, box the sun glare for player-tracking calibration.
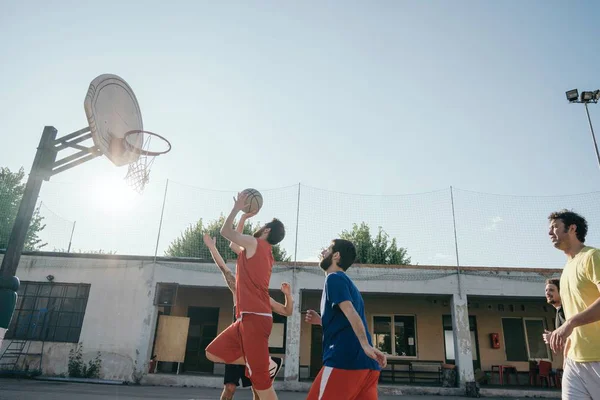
[90,176,139,215]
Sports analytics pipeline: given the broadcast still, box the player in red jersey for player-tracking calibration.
[206,192,286,400]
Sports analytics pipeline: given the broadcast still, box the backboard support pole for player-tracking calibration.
[0,125,103,330]
[54,132,93,151]
[52,151,102,176]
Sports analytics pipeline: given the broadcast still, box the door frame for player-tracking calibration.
[184,306,220,373]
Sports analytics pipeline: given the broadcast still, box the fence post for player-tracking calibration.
[450,186,462,297]
[154,179,169,263]
[67,221,76,253]
[294,183,301,263]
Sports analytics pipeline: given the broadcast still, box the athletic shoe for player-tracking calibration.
[269,357,283,380]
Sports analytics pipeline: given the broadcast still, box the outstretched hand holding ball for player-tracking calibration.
[233,188,263,214]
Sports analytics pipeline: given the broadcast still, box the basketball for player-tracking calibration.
[241,188,263,214]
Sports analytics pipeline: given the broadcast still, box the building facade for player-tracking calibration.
[0,252,563,393]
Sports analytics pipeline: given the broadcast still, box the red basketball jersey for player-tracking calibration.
[235,238,274,318]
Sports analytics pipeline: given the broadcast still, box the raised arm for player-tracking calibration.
[338,301,387,368]
[229,211,257,255]
[203,234,236,294]
[269,283,294,316]
[221,192,257,256]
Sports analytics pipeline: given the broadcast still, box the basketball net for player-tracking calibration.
[124,133,156,193]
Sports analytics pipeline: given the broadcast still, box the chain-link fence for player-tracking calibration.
[4,180,599,268]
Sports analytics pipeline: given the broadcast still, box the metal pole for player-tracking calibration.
[584,103,600,170]
[153,179,169,263]
[1,126,57,331]
[67,221,76,253]
[1,126,57,277]
[294,183,301,263]
[450,186,462,296]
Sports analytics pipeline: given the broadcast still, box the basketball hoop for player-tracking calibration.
[123,130,171,193]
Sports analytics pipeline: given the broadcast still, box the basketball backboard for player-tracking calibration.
[84,74,144,166]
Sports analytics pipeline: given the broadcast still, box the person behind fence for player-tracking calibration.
[542,278,566,345]
[205,192,286,400]
[304,239,387,400]
[547,210,600,399]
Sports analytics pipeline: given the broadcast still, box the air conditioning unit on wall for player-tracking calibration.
[154,283,178,306]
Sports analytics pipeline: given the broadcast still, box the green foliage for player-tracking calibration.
[0,167,46,251]
[339,222,411,265]
[68,343,102,379]
[165,215,290,262]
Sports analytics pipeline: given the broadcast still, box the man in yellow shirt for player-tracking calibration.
[548,210,600,399]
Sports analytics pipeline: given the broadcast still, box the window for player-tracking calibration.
[442,315,479,364]
[6,282,90,343]
[372,315,416,357]
[524,318,550,359]
[502,318,550,361]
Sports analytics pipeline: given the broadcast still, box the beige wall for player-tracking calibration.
[171,287,235,335]
[468,298,562,371]
[166,286,289,359]
[300,293,449,366]
[299,292,562,373]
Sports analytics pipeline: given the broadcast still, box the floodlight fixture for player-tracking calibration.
[566,89,579,102]
[581,91,595,102]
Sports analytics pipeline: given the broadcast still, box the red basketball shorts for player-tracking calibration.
[205,313,273,390]
[306,367,380,400]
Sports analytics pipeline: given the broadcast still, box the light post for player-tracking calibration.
[566,89,600,169]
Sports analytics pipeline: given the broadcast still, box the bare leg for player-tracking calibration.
[251,387,259,400]
[221,383,236,400]
[206,351,246,366]
[254,386,278,400]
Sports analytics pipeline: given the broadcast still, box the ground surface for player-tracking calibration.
[0,378,526,400]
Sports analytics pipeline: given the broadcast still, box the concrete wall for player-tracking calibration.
[0,254,157,381]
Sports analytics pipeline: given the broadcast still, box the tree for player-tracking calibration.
[0,167,46,251]
[339,222,410,265]
[166,215,290,262]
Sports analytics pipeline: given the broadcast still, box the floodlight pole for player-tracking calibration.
[0,125,101,332]
[567,89,600,171]
[583,102,600,170]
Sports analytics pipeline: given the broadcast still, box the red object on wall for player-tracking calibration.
[149,358,157,373]
[490,333,500,349]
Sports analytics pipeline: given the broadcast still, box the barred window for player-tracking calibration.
[6,282,90,343]
[372,315,417,357]
[501,317,551,361]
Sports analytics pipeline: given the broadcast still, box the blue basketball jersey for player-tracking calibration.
[320,271,380,370]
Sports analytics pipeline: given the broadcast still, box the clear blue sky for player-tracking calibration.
[2,1,600,266]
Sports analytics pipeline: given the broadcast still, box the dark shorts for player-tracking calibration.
[224,364,252,387]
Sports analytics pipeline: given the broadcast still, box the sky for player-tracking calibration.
[1,1,600,267]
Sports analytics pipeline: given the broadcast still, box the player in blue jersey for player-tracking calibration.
[305,239,387,400]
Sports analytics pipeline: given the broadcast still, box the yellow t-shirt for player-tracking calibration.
[560,246,600,362]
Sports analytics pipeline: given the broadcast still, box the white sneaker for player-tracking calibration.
[269,357,283,380]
